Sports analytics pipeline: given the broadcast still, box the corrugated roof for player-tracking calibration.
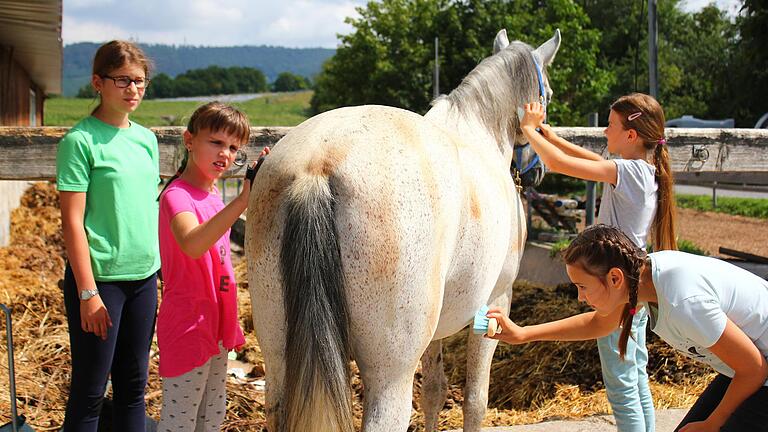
[0,0,63,94]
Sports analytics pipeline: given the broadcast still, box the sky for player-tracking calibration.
[680,0,742,14]
[62,0,368,48]
[63,0,743,49]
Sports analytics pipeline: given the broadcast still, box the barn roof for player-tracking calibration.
[0,0,62,94]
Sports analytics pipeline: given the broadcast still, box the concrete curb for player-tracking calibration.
[446,409,687,432]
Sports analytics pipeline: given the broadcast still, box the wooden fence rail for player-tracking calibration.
[1,126,767,182]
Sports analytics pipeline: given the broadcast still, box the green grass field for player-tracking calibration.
[44,91,313,127]
[676,193,768,219]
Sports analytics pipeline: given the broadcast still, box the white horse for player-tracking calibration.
[246,29,560,432]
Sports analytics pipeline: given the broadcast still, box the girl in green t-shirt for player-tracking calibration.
[56,40,159,432]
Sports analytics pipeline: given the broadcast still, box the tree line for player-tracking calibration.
[76,67,310,99]
[310,0,767,128]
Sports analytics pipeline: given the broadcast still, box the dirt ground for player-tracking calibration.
[1,183,763,430]
[677,207,768,258]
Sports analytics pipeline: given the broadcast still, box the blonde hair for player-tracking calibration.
[611,93,677,252]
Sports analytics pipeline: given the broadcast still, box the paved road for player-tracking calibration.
[675,184,768,199]
[447,409,687,432]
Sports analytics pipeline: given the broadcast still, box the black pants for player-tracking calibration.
[676,373,768,431]
[62,265,158,432]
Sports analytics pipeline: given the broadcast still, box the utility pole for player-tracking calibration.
[433,37,440,99]
[585,112,598,226]
[648,0,658,97]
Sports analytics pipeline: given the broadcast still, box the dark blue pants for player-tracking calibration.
[62,265,158,432]
[675,373,768,431]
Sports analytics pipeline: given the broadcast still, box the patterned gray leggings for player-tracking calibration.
[158,345,228,432]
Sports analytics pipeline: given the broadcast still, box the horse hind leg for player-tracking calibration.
[356,366,415,431]
[420,340,448,432]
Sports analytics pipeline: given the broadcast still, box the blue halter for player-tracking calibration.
[513,52,547,176]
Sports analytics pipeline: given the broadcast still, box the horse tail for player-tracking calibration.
[279,176,354,432]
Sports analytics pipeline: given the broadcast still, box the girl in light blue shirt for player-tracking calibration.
[488,224,768,432]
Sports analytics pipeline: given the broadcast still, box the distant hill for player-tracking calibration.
[63,43,335,96]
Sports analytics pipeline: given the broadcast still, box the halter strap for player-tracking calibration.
[531,53,547,107]
[514,53,546,176]
[514,146,541,174]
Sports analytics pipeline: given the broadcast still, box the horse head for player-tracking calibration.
[443,29,560,188]
[495,29,560,188]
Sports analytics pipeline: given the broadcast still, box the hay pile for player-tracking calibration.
[1,182,712,431]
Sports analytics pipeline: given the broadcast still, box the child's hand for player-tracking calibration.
[81,295,112,341]
[539,123,556,140]
[243,146,270,192]
[484,307,527,344]
[521,102,546,131]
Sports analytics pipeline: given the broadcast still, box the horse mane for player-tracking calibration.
[440,42,542,144]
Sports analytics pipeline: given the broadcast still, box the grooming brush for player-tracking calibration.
[472,305,500,337]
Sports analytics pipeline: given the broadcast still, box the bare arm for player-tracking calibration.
[540,124,604,162]
[485,306,622,345]
[520,103,617,184]
[171,195,247,259]
[679,320,768,432]
[171,149,269,259]
[60,191,111,340]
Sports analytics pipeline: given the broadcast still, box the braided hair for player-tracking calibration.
[563,224,647,359]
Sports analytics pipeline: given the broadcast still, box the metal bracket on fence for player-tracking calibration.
[233,149,248,167]
[691,146,710,163]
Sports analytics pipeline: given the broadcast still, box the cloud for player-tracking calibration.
[63,0,366,47]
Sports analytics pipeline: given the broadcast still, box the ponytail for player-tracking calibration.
[652,144,677,251]
[157,150,188,201]
[611,93,678,251]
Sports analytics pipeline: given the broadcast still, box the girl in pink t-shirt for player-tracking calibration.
[156,102,268,431]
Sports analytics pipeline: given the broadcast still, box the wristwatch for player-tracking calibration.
[79,288,99,301]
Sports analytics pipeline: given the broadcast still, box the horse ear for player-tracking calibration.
[533,29,561,66]
[493,29,510,54]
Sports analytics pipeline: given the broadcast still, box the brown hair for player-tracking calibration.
[158,102,251,199]
[91,40,152,113]
[610,93,677,251]
[92,40,152,78]
[563,224,647,359]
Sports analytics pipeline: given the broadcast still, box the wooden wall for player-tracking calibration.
[0,44,45,127]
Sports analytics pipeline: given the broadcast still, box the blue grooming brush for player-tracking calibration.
[472,305,499,337]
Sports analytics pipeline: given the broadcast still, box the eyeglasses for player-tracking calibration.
[101,75,150,89]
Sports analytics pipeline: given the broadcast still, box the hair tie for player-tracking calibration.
[629,307,637,316]
[657,138,666,145]
[627,112,643,121]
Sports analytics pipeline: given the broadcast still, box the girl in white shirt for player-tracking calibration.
[488,224,768,432]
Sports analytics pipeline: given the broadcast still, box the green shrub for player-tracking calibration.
[677,239,708,256]
[549,239,573,258]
